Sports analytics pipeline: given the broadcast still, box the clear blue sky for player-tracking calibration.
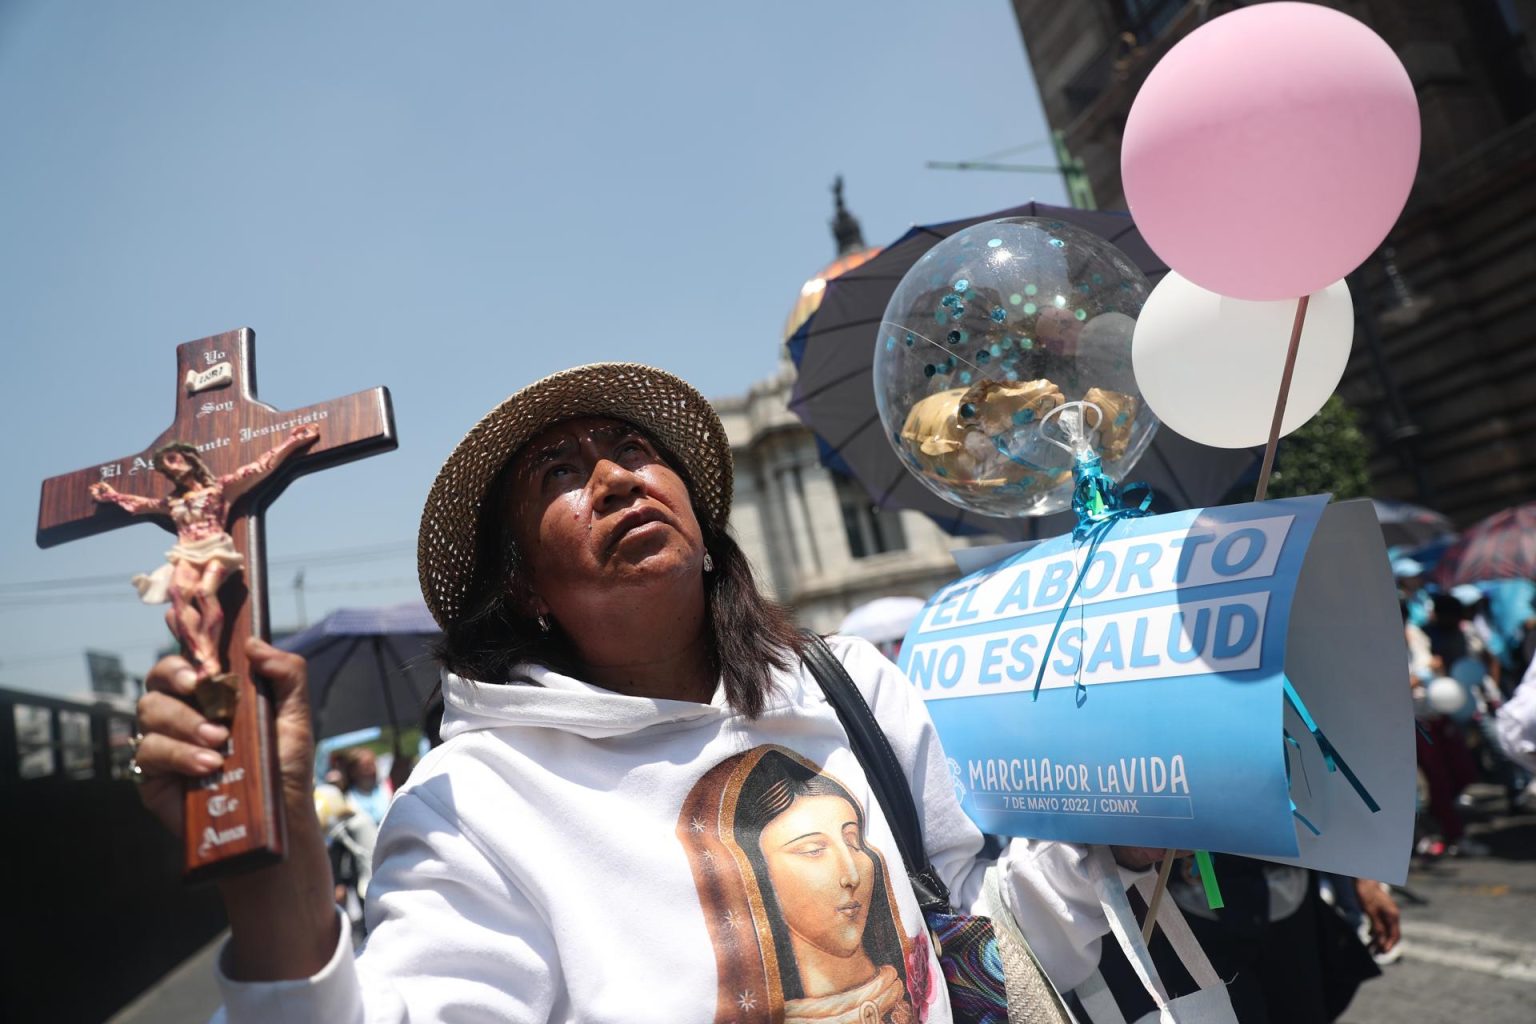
[0,1,1065,699]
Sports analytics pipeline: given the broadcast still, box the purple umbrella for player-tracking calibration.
[1433,502,1536,587]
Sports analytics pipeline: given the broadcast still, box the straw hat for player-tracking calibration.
[417,362,733,630]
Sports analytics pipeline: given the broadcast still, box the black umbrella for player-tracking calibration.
[788,202,1257,541]
[1369,498,1456,551]
[280,601,441,740]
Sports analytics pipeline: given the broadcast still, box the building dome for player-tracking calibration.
[782,177,882,344]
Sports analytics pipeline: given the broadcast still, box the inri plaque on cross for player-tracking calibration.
[37,328,396,881]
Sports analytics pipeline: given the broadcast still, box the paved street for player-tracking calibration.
[1341,785,1536,1024]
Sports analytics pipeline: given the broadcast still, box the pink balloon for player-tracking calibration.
[1121,2,1420,301]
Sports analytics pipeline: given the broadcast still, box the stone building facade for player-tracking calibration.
[1010,0,1536,524]
[712,186,988,631]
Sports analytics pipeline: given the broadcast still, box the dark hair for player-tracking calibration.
[151,441,216,487]
[732,749,906,1003]
[331,747,376,790]
[427,422,806,731]
[1430,592,1467,627]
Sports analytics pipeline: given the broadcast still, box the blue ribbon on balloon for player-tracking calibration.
[1284,675,1381,815]
[1030,451,1155,703]
[1282,729,1322,836]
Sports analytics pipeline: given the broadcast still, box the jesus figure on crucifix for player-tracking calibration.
[89,423,320,719]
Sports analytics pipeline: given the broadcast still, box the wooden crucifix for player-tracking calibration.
[37,327,396,882]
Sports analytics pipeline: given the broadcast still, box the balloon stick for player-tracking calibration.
[1253,295,1312,501]
[1141,853,1179,942]
[1142,295,1311,938]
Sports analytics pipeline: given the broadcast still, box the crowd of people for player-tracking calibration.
[1397,557,1536,858]
[313,748,382,930]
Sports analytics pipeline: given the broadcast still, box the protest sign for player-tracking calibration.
[898,496,1413,883]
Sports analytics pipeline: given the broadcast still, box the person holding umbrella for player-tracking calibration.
[128,363,1203,1022]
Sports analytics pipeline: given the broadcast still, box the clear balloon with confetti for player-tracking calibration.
[873,217,1158,517]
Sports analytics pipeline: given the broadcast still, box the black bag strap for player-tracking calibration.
[800,631,952,912]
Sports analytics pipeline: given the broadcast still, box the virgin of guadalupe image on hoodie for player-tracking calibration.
[677,745,933,1024]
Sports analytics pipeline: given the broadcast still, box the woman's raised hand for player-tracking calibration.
[139,638,341,980]
[136,638,319,835]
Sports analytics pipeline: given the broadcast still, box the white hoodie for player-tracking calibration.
[215,637,1116,1023]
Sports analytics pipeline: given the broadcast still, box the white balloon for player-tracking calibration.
[1131,272,1354,449]
[1426,676,1473,721]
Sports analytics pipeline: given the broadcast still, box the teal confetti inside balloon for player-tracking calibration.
[870,213,1154,520]
[885,336,896,351]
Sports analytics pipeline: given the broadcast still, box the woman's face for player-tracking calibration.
[759,794,875,959]
[501,416,706,620]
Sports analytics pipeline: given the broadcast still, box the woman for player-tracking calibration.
[334,747,390,827]
[131,363,1153,1022]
